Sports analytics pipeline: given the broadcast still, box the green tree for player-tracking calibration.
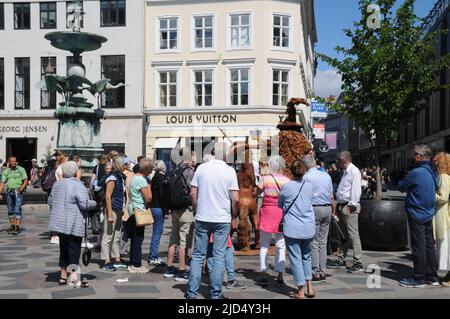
[318,0,450,200]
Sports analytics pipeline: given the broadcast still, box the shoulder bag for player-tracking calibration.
[278,181,305,232]
[132,179,154,227]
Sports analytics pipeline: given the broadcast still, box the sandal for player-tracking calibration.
[59,278,67,286]
[305,288,316,298]
[80,281,90,288]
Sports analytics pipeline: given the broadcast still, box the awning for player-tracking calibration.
[153,138,179,149]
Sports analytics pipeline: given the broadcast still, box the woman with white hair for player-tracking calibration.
[255,155,291,286]
[148,160,167,266]
[48,161,97,287]
[101,156,127,272]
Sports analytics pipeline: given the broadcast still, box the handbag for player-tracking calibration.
[131,184,154,227]
[278,181,305,232]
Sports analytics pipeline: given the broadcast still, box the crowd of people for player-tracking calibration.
[1,142,450,298]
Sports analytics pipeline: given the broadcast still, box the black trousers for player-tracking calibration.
[408,217,438,283]
[59,234,82,268]
[125,215,145,267]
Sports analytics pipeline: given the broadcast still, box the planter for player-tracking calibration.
[359,200,408,251]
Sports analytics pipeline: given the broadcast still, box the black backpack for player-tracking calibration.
[94,172,115,204]
[162,164,191,210]
[41,167,57,193]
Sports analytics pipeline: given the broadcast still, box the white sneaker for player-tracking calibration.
[50,236,59,245]
[128,265,150,274]
[81,240,94,249]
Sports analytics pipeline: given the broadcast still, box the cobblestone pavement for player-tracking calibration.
[0,205,449,299]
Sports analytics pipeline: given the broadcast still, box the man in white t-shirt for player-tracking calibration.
[185,142,240,300]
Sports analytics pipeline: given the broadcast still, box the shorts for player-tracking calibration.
[169,208,194,247]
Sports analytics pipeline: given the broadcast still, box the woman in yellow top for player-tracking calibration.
[433,152,450,287]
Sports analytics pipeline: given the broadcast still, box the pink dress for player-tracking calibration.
[258,173,291,233]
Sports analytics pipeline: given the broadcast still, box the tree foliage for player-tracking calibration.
[317,0,450,142]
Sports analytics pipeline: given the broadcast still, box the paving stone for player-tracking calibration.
[51,287,96,299]
[0,263,28,272]
[19,252,53,259]
[114,285,160,294]
[0,246,27,251]
[0,294,28,299]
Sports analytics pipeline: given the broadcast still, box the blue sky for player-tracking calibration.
[314,0,437,97]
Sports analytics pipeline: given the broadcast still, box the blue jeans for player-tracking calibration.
[186,221,230,299]
[125,215,145,267]
[285,236,313,287]
[207,243,236,282]
[7,190,24,220]
[149,208,165,260]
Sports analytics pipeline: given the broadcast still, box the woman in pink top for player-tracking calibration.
[256,155,290,286]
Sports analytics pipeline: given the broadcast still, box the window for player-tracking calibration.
[193,16,213,49]
[14,3,31,30]
[0,3,4,30]
[272,69,289,106]
[158,71,177,107]
[100,55,125,108]
[67,1,83,29]
[229,69,249,106]
[273,14,290,48]
[102,143,125,154]
[40,2,57,29]
[230,14,250,49]
[193,70,213,107]
[41,57,57,109]
[15,58,30,110]
[0,58,4,110]
[100,0,126,27]
[159,17,178,50]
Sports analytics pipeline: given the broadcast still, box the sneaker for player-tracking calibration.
[50,236,59,245]
[163,266,177,278]
[113,261,128,270]
[328,259,346,269]
[128,265,150,274]
[11,227,20,236]
[81,240,94,249]
[148,258,166,266]
[225,280,247,290]
[312,274,326,283]
[175,270,189,282]
[399,278,425,288]
[347,263,364,273]
[425,279,440,287]
[102,263,117,272]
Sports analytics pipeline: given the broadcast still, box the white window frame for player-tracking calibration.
[271,12,293,51]
[156,15,181,53]
[270,67,292,107]
[227,11,253,51]
[191,13,216,52]
[190,67,216,107]
[155,67,181,108]
[226,65,253,107]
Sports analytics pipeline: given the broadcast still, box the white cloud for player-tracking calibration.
[314,69,342,98]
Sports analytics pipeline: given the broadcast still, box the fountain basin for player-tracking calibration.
[45,31,107,54]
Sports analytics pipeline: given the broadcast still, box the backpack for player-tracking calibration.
[162,164,191,210]
[93,172,113,204]
[41,167,57,193]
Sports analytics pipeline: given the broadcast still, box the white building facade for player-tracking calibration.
[0,0,145,173]
[144,0,317,164]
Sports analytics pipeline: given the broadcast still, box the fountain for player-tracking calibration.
[41,1,124,169]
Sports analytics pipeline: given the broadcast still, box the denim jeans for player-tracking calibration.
[408,217,438,284]
[125,215,145,267]
[186,221,230,299]
[207,243,236,282]
[285,235,313,287]
[7,190,24,219]
[149,208,165,260]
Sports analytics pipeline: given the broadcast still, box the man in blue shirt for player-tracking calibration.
[398,144,439,288]
[303,155,336,283]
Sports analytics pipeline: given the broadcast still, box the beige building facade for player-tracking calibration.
[144,0,317,163]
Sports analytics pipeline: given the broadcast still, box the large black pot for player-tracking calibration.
[359,200,408,251]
